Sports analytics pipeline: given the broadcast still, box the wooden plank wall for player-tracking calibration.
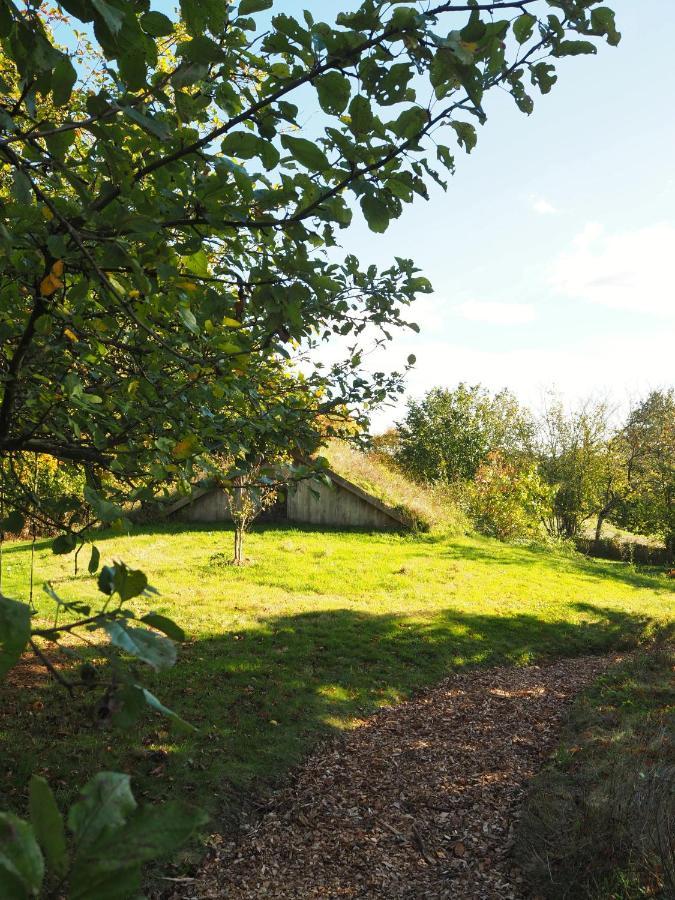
[287,478,398,529]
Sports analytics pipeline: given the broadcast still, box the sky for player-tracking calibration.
[281,0,675,429]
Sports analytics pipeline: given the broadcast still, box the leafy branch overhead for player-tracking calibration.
[0,0,620,539]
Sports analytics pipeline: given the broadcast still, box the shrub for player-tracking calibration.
[467,452,552,541]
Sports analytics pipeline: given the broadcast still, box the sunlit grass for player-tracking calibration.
[0,523,671,827]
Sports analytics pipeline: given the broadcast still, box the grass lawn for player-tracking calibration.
[0,523,672,833]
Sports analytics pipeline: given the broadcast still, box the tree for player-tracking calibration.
[0,2,622,891]
[0,0,620,547]
[535,395,618,539]
[615,390,675,557]
[396,384,533,483]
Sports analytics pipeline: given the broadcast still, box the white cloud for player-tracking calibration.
[530,195,558,215]
[454,300,536,325]
[552,222,675,317]
[368,329,675,432]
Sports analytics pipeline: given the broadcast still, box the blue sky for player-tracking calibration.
[279,0,674,427]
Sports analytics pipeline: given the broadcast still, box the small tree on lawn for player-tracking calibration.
[222,458,281,566]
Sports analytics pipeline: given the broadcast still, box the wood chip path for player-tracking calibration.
[175,655,617,899]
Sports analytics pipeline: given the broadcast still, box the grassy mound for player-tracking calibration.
[320,439,467,533]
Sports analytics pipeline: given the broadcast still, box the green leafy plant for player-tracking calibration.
[0,771,207,899]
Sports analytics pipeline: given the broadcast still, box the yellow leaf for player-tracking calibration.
[63,328,78,342]
[40,273,64,296]
[172,435,199,459]
[176,280,198,293]
[222,317,242,329]
[128,289,141,299]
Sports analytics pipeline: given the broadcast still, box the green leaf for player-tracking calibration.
[84,486,124,523]
[52,533,77,555]
[451,120,477,152]
[97,563,148,601]
[178,306,199,334]
[591,7,621,46]
[239,0,273,14]
[67,773,136,854]
[140,11,174,37]
[178,35,226,64]
[281,134,330,171]
[0,511,24,534]
[122,107,170,141]
[11,171,32,206]
[97,565,116,596]
[69,861,141,900]
[0,813,44,898]
[0,596,30,682]
[141,688,197,731]
[104,623,177,670]
[513,13,537,44]
[140,613,185,642]
[222,130,280,170]
[88,545,101,575]
[348,94,373,135]
[29,777,68,878]
[91,0,124,34]
[184,249,209,277]
[96,801,208,862]
[179,0,228,35]
[110,684,146,729]
[360,194,389,233]
[52,55,77,106]
[316,72,351,114]
[554,40,597,57]
[113,564,148,602]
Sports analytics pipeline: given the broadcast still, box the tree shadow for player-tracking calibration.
[0,557,670,840]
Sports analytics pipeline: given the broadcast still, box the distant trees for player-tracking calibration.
[534,396,619,540]
[391,384,674,557]
[395,384,532,483]
[614,390,675,556]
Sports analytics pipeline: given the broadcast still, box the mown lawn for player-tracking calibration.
[0,523,672,832]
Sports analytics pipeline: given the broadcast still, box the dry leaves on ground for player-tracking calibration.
[173,655,618,900]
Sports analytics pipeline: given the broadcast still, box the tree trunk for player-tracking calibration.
[594,500,615,545]
[594,512,606,544]
[233,525,244,566]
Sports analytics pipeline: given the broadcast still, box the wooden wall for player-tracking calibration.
[177,488,231,523]
[286,478,399,530]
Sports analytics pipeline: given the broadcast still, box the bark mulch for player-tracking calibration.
[174,654,618,900]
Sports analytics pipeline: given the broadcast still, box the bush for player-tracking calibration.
[466,452,552,542]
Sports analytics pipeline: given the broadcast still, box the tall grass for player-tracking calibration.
[320,439,468,533]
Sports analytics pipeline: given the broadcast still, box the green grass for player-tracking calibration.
[516,644,675,898]
[0,524,672,831]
